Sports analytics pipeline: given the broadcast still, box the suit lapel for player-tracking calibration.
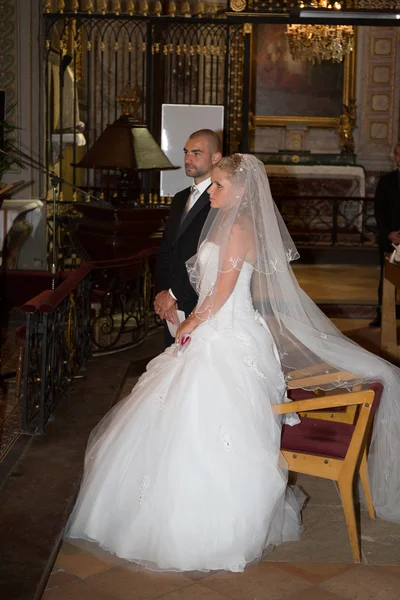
[168,189,190,242]
[173,189,210,244]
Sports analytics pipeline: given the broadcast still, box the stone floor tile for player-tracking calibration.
[45,569,80,590]
[266,505,355,563]
[57,541,90,556]
[55,552,114,579]
[271,562,356,584]
[41,579,118,599]
[296,474,341,507]
[199,563,312,600]
[359,511,400,565]
[84,565,192,599]
[321,564,400,600]
[284,586,346,600]
[155,583,232,600]
[370,565,400,581]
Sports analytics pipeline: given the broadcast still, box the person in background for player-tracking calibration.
[370,141,400,328]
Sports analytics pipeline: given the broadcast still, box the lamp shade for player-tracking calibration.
[74,114,178,172]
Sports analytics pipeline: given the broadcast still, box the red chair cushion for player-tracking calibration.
[281,418,354,459]
[282,382,384,460]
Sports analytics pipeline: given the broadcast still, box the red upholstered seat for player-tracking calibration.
[282,418,354,459]
[282,382,383,460]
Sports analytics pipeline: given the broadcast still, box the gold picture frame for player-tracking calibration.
[250,24,356,129]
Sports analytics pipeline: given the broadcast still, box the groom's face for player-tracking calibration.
[184,137,218,183]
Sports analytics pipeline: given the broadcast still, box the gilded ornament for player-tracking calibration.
[113,0,121,14]
[87,0,93,13]
[230,0,246,11]
[100,0,107,14]
[127,0,135,14]
[182,0,191,17]
[142,0,148,15]
[286,24,354,64]
[335,100,357,154]
[154,0,162,15]
[72,0,79,12]
[44,0,51,12]
[243,23,252,35]
[58,0,65,12]
[169,0,176,16]
[197,0,204,16]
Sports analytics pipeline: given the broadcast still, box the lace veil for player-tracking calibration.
[187,153,400,523]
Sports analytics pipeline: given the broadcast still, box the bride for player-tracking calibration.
[66,154,400,572]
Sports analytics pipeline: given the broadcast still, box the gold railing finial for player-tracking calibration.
[154,0,162,15]
[169,0,177,16]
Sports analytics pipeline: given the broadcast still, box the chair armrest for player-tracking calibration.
[273,389,375,415]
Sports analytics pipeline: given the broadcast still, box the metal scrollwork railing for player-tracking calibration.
[21,264,92,434]
[275,196,377,248]
[90,249,160,354]
[20,248,161,433]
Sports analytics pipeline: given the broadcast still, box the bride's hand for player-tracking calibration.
[175,315,198,345]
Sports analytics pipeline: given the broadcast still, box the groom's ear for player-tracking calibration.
[212,152,222,165]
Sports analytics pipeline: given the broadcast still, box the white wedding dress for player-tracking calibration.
[66,242,303,572]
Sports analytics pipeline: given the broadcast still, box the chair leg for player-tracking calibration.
[359,449,376,520]
[338,477,361,563]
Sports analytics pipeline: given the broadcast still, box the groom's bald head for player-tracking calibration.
[189,129,222,154]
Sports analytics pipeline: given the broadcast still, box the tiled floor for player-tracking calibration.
[43,469,400,598]
[43,551,400,599]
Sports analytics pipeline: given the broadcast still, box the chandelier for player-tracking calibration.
[286,2,354,64]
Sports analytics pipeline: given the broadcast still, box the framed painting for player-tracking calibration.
[251,24,356,128]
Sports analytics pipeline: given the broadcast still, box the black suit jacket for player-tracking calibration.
[155,185,212,316]
[375,170,400,253]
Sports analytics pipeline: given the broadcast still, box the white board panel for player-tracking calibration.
[160,104,224,197]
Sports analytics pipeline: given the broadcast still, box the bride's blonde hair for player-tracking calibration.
[215,154,243,177]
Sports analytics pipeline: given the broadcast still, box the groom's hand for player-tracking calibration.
[154,290,176,318]
[163,306,179,325]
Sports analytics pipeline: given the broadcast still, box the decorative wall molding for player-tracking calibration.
[356,26,400,172]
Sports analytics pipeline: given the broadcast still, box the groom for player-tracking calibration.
[154,129,222,347]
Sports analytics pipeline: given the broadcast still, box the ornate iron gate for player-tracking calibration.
[44,10,250,202]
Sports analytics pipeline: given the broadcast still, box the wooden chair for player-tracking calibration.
[288,368,362,424]
[274,381,383,563]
